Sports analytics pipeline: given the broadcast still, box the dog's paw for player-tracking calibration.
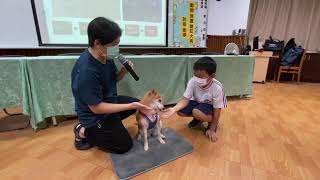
[159,138,166,144]
[160,134,166,139]
[144,145,149,151]
[136,134,141,141]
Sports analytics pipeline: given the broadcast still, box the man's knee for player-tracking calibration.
[117,96,139,104]
[131,97,140,102]
[126,97,139,103]
[114,138,133,154]
[112,130,133,154]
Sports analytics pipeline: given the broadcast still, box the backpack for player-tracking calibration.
[280,46,304,66]
[283,38,297,54]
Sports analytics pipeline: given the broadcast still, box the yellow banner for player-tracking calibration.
[187,2,196,44]
[180,2,197,45]
[180,16,187,39]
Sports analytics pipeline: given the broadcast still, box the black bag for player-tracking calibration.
[263,36,284,52]
[253,36,259,50]
[283,38,296,54]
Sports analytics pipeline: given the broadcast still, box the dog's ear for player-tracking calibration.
[151,89,156,94]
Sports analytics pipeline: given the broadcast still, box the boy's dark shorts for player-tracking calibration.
[179,100,213,116]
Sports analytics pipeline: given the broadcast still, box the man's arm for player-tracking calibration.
[116,67,127,81]
[116,60,134,81]
[89,102,150,114]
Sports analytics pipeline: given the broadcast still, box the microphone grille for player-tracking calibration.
[117,54,127,64]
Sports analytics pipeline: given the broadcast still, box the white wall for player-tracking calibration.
[0,0,39,48]
[207,0,250,35]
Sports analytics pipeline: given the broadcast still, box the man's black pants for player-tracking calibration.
[84,96,139,154]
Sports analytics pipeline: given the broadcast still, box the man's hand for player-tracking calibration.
[121,60,134,73]
[160,107,176,119]
[205,129,218,142]
[117,60,134,81]
[131,102,152,111]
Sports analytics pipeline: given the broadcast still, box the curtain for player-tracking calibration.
[246,0,320,51]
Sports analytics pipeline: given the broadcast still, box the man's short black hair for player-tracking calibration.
[193,56,217,75]
[87,17,122,47]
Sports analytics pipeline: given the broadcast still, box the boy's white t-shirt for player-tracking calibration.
[183,77,227,108]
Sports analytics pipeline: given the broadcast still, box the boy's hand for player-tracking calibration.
[205,129,218,142]
[160,107,176,118]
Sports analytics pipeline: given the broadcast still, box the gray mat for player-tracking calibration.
[111,128,193,180]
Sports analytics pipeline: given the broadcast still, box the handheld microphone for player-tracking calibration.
[117,54,139,81]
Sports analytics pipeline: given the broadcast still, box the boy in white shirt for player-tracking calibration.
[162,57,227,142]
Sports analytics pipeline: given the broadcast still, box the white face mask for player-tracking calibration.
[98,45,120,60]
[193,76,208,86]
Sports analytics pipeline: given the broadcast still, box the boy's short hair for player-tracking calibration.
[193,56,217,75]
[87,17,122,47]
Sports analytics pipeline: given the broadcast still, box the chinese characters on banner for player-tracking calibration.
[174,0,208,48]
[188,2,195,44]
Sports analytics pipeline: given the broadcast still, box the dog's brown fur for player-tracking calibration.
[136,90,165,151]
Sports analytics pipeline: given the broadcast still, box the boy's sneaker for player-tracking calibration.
[188,118,202,129]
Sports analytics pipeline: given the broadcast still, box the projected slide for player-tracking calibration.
[32,0,167,46]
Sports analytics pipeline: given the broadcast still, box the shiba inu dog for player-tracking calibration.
[136,90,165,151]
